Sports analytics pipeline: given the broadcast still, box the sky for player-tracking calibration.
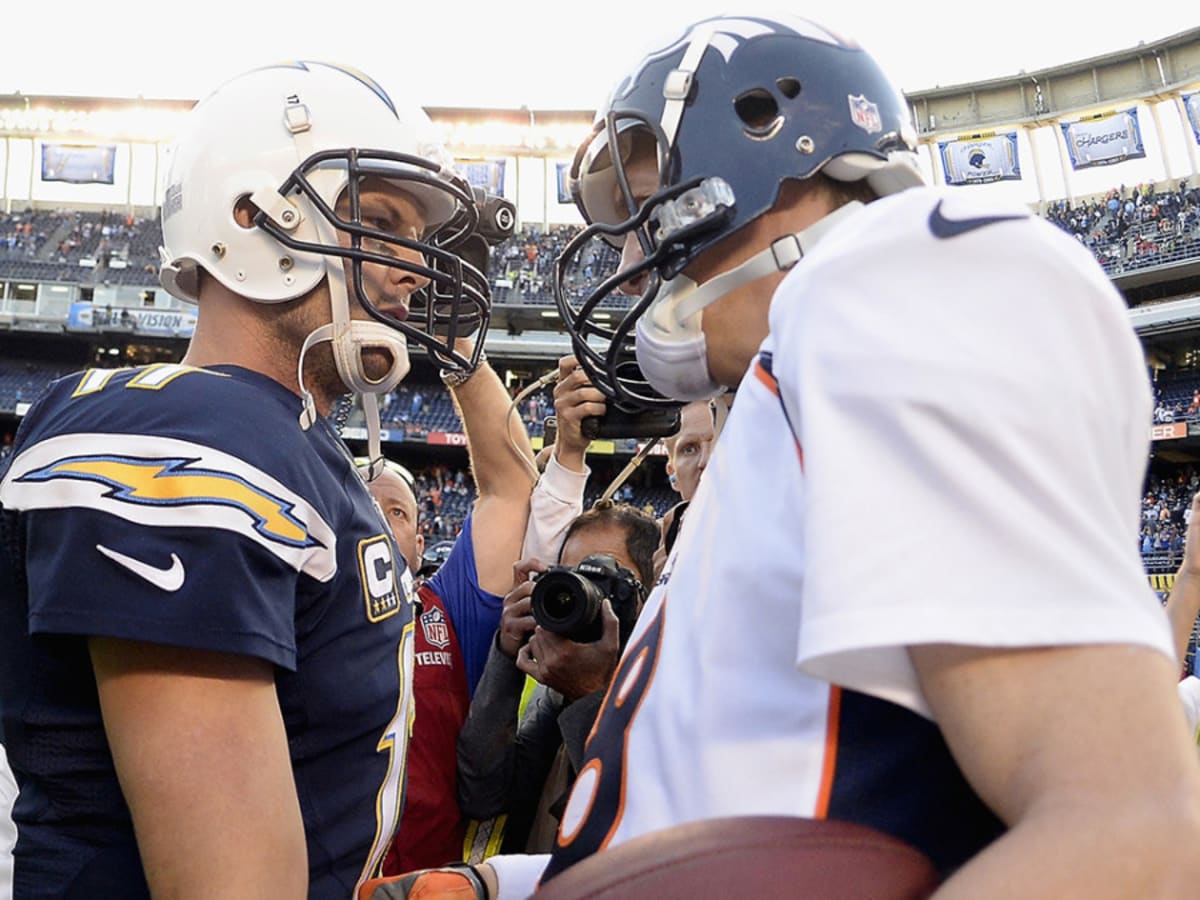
[2,2,1196,109]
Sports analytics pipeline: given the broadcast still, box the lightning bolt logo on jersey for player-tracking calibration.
[0,363,416,898]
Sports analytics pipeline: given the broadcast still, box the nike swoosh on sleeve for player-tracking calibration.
[928,198,1027,239]
[95,544,186,592]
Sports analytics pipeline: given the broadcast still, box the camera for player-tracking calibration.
[581,407,681,440]
[531,553,644,646]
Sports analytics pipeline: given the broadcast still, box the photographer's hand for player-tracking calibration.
[553,355,606,474]
[517,598,621,701]
[497,558,546,659]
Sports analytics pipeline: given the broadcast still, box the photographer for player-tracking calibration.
[456,504,658,854]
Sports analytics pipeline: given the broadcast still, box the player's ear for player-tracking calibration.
[416,533,426,559]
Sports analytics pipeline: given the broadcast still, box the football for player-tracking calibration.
[533,816,940,899]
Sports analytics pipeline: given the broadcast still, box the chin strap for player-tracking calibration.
[295,318,395,481]
[360,391,386,482]
[295,236,409,493]
[666,200,865,325]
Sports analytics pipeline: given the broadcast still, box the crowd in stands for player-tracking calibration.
[379,379,554,438]
[410,464,475,540]
[1,207,160,284]
[1045,180,1200,275]
[5,176,1200,296]
[0,361,74,411]
[1141,466,1200,559]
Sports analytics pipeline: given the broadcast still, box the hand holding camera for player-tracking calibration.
[497,558,546,659]
[517,599,621,703]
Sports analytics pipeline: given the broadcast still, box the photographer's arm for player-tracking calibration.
[457,563,545,820]
[455,636,528,820]
[521,356,598,563]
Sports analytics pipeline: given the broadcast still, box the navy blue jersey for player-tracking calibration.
[0,363,415,898]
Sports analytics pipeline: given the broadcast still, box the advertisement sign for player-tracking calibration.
[67,303,196,338]
[1150,422,1187,441]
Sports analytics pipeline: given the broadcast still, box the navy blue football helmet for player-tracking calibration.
[555,14,924,410]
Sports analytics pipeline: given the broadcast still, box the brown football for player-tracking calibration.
[533,816,940,900]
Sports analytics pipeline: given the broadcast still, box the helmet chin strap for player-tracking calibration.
[296,249,411,483]
[665,200,865,325]
[635,201,865,401]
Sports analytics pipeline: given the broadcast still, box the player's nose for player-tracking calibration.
[617,233,650,296]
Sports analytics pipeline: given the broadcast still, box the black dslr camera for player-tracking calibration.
[531,553,644,646]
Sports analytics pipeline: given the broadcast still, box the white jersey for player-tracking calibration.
[1180,676,1200,746]
[0,744,15,900]
[535,187,1173,888]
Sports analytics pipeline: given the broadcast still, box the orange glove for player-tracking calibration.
[358,864,486,900]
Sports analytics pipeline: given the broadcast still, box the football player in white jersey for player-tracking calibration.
[411,13,1200,900]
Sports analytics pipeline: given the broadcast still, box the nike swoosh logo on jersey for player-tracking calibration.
[928,199,1026,239]
[96,544,185,592]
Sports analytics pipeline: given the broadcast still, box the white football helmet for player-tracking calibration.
[160,61,489,400]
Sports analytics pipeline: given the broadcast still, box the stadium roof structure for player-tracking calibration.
[908,26,1200,135]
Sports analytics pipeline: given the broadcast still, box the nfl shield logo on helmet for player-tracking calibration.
[420,606,450,649]
[848,95,882,134]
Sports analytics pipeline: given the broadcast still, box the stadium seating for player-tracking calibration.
[3,178,1199,294]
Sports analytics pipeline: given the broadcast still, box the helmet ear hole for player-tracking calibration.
[776,77,801,99]
[734,89,782,138]
[233,195,260,230]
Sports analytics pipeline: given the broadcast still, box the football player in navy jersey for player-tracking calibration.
[0,62,494,898]
[372,14,1200,900]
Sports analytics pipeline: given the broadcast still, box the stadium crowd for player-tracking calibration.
[1045,179,1200,274]
[5,176,1200,297]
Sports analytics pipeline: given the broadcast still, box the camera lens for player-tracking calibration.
[531,568,605,643]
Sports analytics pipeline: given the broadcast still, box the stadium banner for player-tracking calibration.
[1185,93,1200,145]
[427,431,468,447]
[41,143,117,185]
[938,132,1021,185]
[555,162,572,204]
[454,159,506,196]
[1060,109,1145,169]
[66,302,196,338]
[1150,422,1187,441]
[341,426,396,443]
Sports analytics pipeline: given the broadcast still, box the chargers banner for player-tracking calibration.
[938,132,1021,185]
[454,159,506,196]
[555,162,572,204]
[1184,93,1200,145]
[1061,109,1146,169]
